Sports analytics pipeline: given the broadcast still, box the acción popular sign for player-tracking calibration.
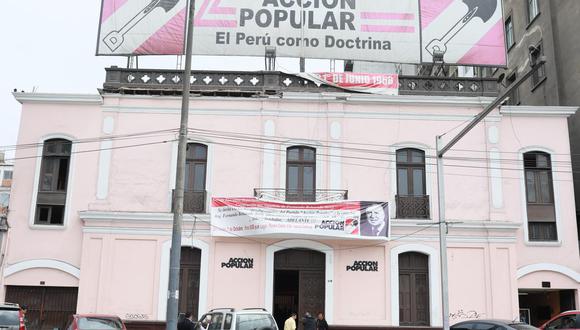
[98,0,506,66]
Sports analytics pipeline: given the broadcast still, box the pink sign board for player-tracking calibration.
[96,0,506,66]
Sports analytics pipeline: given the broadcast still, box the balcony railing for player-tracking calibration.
[396,195,430,219]
[172,190,206,214]
[254,188,348,202]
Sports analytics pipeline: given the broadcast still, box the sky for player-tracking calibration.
[0,1,341,160]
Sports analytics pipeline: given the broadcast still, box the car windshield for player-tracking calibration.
[236,314,276,330]
[510,324,538,330]
[77,317,123,329]
[0,309,19,325]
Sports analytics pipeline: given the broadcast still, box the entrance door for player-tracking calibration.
[399,252,430,326]
[179,247,201,317]
[5,286,78,330]
[273,249,325,330]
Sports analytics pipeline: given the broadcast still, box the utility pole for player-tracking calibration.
[435,53,546,330]
[166,0,195,329]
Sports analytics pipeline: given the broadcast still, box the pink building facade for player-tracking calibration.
[2,69,579,330]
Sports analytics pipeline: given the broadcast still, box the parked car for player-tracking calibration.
[540,311,580,330]
[196,308,277,330]
[0,302,25,330]
[451,319,539,330]
[63,314,127,330]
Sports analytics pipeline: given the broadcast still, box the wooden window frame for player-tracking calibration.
[396,148,427,197]
[34,139,71,225]
[286,146,316,202]
[524,151,557,241]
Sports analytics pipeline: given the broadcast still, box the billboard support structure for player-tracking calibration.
[166,0,195,329]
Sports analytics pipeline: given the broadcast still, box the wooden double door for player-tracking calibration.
[399,252,430,326]
[5,286,78,330]
[273,249,325,330]
[179,247,201,317]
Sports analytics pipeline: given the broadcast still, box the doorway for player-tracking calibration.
[179,247,201,318]
[5,286,78,330]
[273,249,325,330]
[519,289,577,327]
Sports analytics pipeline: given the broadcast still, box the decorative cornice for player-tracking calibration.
[391,220,521,231]
[500,105,579,117]
[79,211,210,224]
[13,92,103,105]
[280,92,496,107]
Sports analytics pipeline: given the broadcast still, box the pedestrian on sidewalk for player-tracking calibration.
[284,312,297,330]
[316,312,328,330]
[302,312,316,330]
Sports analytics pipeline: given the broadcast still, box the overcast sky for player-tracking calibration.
[0,1,341,159]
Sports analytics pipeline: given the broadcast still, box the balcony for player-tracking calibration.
[172,190,206,214]
[103,67,499,98]
[395,195,430,219]
[254,188,348,202]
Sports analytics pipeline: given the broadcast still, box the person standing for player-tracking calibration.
[178,312,196,330]
[316,313,328,330]
[284,312,297,330]
[302,312,316,330]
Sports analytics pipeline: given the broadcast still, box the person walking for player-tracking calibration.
[316,313,328,330]
[284,312,297,330]
[301,312,316,330]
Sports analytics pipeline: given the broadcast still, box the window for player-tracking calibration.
[524,152,557,241]
[235,314,277,330]
[506,73,520,105]
[531,42,546,88]
[527,0,539,23]
[286,146,316,202]
[35,139,71,225]
[505,16,515,49]
[224,314,233,330]
[181,143,207,213]
[547,315,577,330]
[2,170,12,180]
[396,148,429,219]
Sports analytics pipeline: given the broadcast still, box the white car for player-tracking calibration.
[197,308,278,330]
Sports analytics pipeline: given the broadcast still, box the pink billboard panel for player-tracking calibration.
[97,0,187,55]
[420,0,507,66]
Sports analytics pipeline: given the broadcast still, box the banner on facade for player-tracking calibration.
[211,198,390,239]
[97,0,506,66]
[298,72,398,95]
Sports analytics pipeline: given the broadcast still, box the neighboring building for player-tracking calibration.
[494,0,580,252]
[2,67,579,330]
[0,151,12,232]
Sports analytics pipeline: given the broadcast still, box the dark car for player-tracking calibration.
[63,314,127,330]
[451,319,539,330]
[0,303,25,330]
[540,310,580,330]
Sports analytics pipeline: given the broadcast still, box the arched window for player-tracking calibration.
[399,252,430,326]
[35,139,71,225]
[524,151,556,241]
[286,146,316,202]
[183,143,207,213]
[396,148,429,219]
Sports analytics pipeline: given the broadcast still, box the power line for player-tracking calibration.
[186,130,580,175]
